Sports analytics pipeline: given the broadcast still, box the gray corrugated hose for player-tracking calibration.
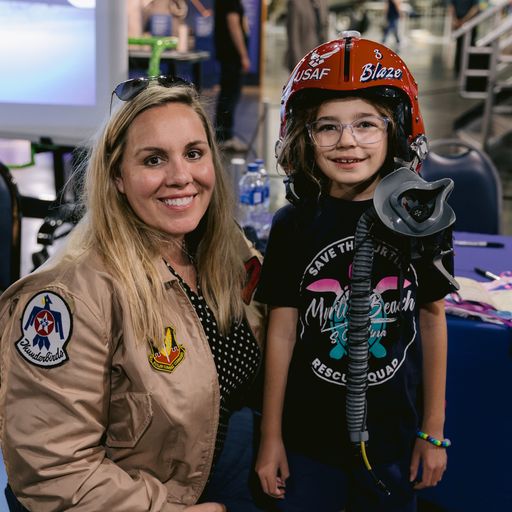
[346,206,377,443]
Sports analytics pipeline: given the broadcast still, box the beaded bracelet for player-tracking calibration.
[416,430,451,448]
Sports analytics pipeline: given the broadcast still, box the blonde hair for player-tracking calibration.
[73,84,246,343]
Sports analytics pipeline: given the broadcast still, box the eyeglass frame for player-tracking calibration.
[109,74,194,113]
[306,115,391,148]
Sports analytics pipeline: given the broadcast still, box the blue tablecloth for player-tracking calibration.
[452,231,511,279]
[421,232,512,511]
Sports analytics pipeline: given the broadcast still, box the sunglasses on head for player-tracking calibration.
[110,75,193,113]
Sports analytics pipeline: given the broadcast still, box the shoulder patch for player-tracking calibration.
[16,291,73,368]
[242,256,262,304]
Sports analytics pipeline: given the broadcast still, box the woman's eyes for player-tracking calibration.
[186,148,203,160]
[143,148,203,166]
[144,155,164,166]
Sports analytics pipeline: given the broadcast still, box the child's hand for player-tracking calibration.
[409,437,447,489]
[255,434,289,498]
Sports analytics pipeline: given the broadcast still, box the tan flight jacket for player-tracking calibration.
[0,238,265,511]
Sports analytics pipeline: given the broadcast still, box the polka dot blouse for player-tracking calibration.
[167,263,261,461]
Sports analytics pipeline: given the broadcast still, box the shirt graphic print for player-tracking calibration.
[298,234,418,388]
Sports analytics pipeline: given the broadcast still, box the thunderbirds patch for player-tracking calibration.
[16,291,73,368]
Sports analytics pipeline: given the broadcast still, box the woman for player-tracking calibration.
[255,34,454,511]
[0,78,265,511]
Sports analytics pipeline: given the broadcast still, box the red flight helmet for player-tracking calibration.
[279,31,428,169]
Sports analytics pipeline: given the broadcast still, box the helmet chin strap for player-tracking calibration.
[283,174,301,205]
[401,134,429,173]
[283,166,381,206]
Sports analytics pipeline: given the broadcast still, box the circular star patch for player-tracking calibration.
[16,291,73,368]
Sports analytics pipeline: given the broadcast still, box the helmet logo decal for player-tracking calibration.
[292,46,340,84]
[374,49,383,60]
[308,47,340,68]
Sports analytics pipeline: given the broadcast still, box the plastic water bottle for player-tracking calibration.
[238,162,265,237]
[254,158,271,240]
[254,158,270,211]
[230,157,246,199]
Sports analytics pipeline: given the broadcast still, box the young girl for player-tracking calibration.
[255,33,454,511]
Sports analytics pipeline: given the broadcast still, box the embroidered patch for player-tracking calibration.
[242,256,262,305]
[148,325,185,373]
[16,291,73,368]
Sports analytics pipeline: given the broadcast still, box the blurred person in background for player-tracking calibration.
[286,0,329,72]
[214,0,251,153]
[382,0,401,48]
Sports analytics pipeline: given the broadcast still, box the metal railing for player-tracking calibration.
[452,0,512,148]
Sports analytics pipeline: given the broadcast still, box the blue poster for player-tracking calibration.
[242,0,262,77]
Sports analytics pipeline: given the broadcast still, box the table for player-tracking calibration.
[128,49,210,89]
[452,231,510,279]
[421,231,512,511]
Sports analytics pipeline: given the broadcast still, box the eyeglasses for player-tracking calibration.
[307,115,390,147]
[110,75,193,113]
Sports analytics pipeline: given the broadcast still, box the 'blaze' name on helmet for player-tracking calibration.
[360,62,403,82]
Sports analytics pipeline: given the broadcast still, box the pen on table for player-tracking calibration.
[454,240,504,248]
[474,267,500,280]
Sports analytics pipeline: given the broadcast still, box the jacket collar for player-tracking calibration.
[155,257,179,285]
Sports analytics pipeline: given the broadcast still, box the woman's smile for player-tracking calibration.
[159,194,196,209]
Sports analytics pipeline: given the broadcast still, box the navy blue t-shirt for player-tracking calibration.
[214,0,247,63]
[256,196,453,468]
